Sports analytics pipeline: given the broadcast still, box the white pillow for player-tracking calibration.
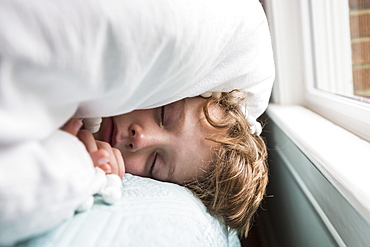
[17,174,240,247]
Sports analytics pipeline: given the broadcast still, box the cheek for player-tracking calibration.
[122,154,146,176]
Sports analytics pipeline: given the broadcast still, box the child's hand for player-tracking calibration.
[77,129,125,178]
[61,119,125,179]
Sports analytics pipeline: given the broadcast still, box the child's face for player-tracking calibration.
[95,97,225,183]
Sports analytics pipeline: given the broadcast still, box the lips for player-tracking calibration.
[102,117,114,145]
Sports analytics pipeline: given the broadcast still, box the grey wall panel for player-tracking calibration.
[258,116,370,247]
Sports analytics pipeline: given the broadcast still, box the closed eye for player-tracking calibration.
[160,106,165,126]
[149,152,158,178]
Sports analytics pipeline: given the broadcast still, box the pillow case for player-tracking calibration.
[16,174,240,247]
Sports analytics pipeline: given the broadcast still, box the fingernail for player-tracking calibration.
[98,157,109,165]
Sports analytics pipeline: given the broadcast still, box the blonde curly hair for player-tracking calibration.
[184,90,268,238]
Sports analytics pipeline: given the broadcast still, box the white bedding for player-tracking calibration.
[0,0,274,244]
[15,174,240,247]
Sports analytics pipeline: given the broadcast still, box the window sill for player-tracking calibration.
[266,104,370,221]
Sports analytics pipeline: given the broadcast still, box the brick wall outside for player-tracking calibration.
[349,0,370,97]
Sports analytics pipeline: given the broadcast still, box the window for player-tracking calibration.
[305,0,370,142]
[261,2,370,245]
[310,0,354,99]
[349,0,370,99]
[310,0,370,102]
[263,0,370,142]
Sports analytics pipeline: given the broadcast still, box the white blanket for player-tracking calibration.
[1,0,274,122]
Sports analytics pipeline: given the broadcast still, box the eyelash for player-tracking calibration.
[149,153,158,177]
[149,106,166,178]
[150,106,165,178]
[160,106,165,126]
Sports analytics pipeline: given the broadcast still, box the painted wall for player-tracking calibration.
[257,115,370,247]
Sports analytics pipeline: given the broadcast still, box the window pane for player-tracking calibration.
[310,0,370,104]
[349,0,370,99]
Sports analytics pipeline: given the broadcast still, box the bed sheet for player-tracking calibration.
[15,174,240,247]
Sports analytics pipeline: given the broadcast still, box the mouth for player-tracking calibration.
[102,117,114,145]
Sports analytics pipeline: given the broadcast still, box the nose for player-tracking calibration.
[125,123,164,152]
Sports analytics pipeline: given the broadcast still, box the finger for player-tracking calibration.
[96,141,120,177]
[77,129,98,153]
[90,149,111,173]
[97,163,112,174]
[61,119,83,136]
[112,148,125,178]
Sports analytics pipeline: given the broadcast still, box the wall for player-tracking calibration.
[256,113,370,247]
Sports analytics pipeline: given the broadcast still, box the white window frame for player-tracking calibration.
[264,0,370,142]
[304,0,370,142]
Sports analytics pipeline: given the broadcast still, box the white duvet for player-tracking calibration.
[0,0,274,244]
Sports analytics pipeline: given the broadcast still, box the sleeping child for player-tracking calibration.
[0,0,274,244]
[62,91,268,238]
